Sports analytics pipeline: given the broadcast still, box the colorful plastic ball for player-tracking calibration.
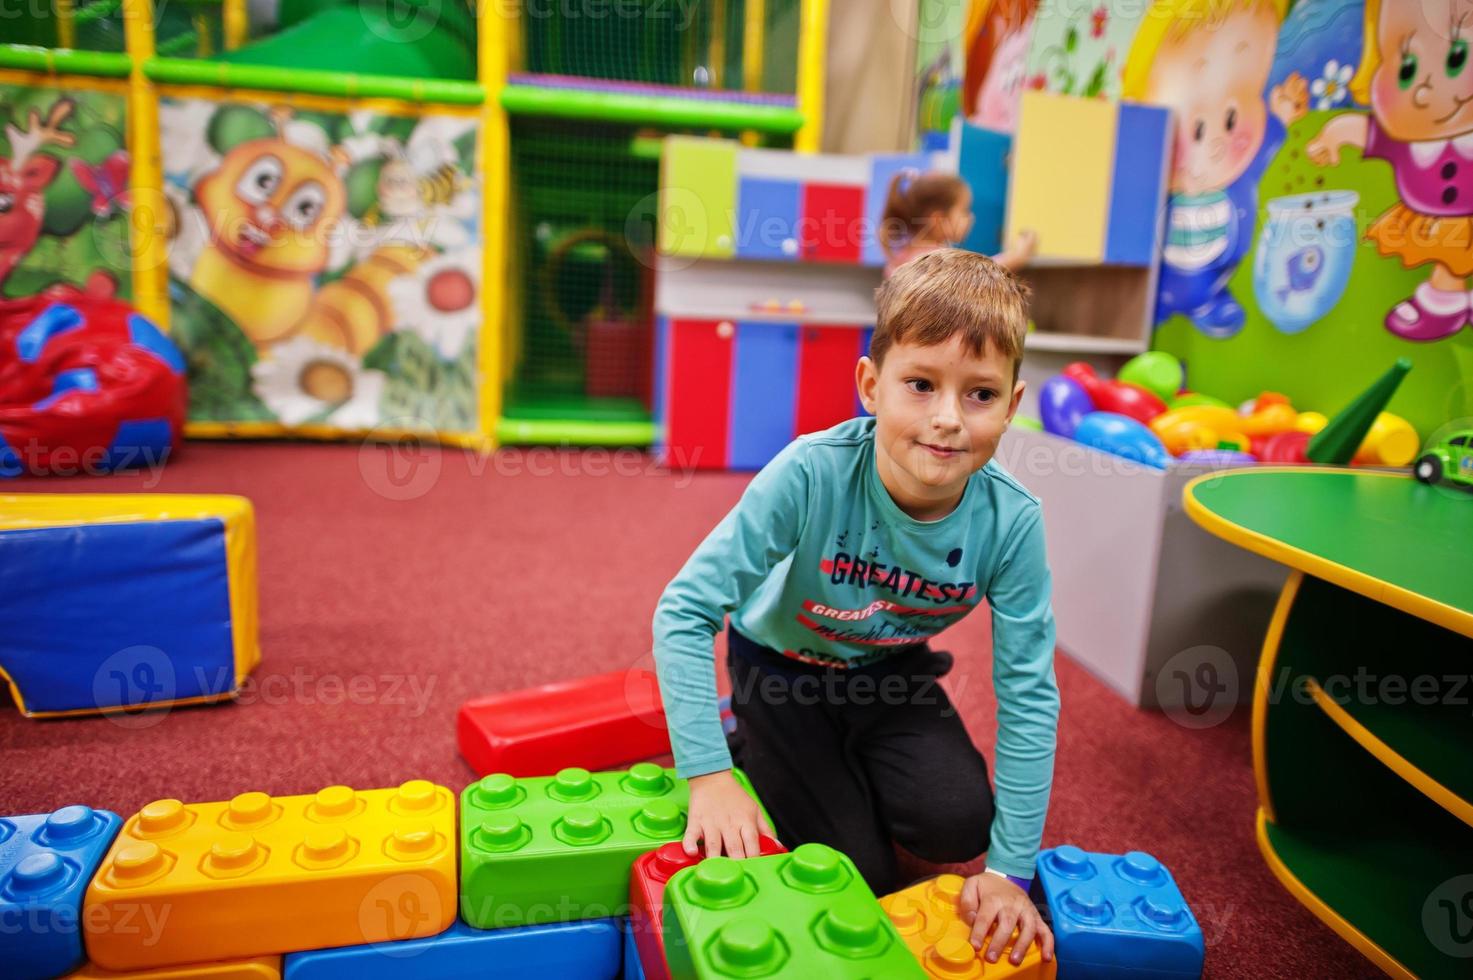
[1170,392,1231,410]
[1039,375,1094,438]
[1118,351,1184,403]
[1073,411,1171,470]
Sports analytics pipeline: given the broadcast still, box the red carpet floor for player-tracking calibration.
[0,442,1374,978]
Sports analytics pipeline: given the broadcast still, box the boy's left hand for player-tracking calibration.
[958,872,1054,966]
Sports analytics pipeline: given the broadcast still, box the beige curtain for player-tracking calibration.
[822,0,920,154]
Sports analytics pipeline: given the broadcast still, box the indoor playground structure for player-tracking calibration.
[0,0,829,449]
[4,0,1473,978]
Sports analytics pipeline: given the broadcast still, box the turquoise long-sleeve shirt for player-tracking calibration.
[652,417,1059,878]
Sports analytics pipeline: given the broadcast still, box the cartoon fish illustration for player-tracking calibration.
[71,151,131,218]
[1276,245,1323,302]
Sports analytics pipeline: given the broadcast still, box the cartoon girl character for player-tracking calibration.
[965,0,1038,133]
[1308,0,1473,341]
[1123,0,1307,338]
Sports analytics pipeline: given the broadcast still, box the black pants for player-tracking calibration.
[725,625,995,895]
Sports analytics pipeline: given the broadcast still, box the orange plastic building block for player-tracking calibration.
[880,875,1056,979]
[83,782,456,971]
[68,956,281,978]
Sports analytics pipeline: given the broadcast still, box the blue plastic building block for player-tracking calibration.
[624,917,648,980]
[282,917,621,980]
[1033,845,1204,979]
[1,805,123,980]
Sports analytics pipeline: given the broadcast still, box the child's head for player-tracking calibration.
[1122,0,1286,195]
[1353,0,1473,142]
[859,248,1028,493]
[879,170,974,256]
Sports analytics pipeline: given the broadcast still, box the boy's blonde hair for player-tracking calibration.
[1121,0,1288,101]
[871,248,1029,378]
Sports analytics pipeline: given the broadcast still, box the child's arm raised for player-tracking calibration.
[652,442,812,857]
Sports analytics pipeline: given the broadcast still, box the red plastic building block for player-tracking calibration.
[457,669,671,777]
[628,837,785,980]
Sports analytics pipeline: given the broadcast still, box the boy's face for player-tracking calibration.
[1145,5,1278,195]
[856,334,1025,515]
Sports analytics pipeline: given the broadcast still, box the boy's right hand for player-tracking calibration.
[685,769,776,859]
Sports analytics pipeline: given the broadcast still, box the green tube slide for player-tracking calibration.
[219,0,476,81]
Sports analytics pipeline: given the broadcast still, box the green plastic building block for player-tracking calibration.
[459,764,764,929]
[663,844,927,979]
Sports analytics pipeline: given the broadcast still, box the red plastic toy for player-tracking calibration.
[628,837,786,980]
[0,296,185,477]
[1062,362,1167,425]
[457,668,673,777]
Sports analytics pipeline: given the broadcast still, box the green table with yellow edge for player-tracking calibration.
[1184,467,1473,979]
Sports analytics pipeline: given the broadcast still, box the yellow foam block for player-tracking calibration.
[1008,91,1116,263]
[0,494,259,719]
[880,875,1056,979]
[68,956,281,978]
[83,782,457,970]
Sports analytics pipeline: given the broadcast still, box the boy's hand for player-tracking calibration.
[684,770,776,859]
[958,872,1054,966]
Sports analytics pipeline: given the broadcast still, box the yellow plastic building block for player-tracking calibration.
[68,956,281,978]
[1007,91,1116,263]
[83,782,456,971]
[0,494,260,719]
[880,875,1056,979]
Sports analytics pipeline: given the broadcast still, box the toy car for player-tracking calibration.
[1413,430,1473,490]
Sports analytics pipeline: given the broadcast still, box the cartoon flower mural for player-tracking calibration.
[251,336,386,428]
[1310,60,1353,110]
[387,246,481,361]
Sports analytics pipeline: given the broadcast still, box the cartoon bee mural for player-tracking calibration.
[185,106,444,355]
[187,107,349,346]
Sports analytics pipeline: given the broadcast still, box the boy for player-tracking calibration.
[652,249,1059,965]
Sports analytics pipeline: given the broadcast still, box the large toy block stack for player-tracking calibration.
[881,874,1056,979]
[67,958,283,978]
[661,844,926,978]
[2,806,122,980]
[459,764,763,928]
[282,918,622,979]
[628,838,787,980]
[1032,846,1204,979]
[0,494,260,718]
[1006,91,1171,353]
[82,782,457,969]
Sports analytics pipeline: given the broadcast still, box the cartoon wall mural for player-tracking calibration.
[1015,0,1469,438]
[0,85,131,302]
[1123,0,1306,338]
[160,98,482,435]
[963,0,1038,133]
[1307,0,1473,342]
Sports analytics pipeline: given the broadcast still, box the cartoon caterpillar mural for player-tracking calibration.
[187,106,433,354]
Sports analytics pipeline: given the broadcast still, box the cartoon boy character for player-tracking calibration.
[1123,0,1307,338]
[1308,0,1473,341]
